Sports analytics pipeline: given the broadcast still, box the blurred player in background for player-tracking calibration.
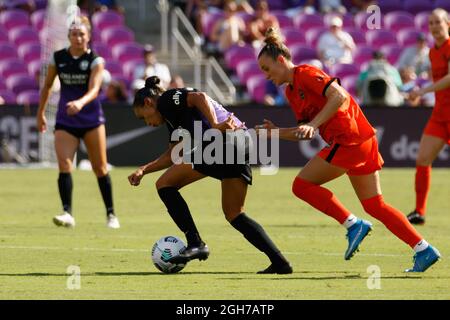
[36,16,120,229]
[407,9,450,225]
[128,76,292,274]
[256,28,440,272]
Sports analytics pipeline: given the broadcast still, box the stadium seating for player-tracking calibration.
[224,45,256,71]
[30,9,46,31]
[404,0,433,14]
[6,74,38,94]
[0,89,16,104]
[0,10,30,30]
[246,74,266,104]
[380,44,403,65]
[384,12,415,32]
[414,12,431,33]
[0,58,28,78]
[329,63,360,79]
[293,13,324,31]
[397,28,425,47]
[16,89,40,105]
[236,60,263,85]
[377,0,404,13]
[281,28,306,47]
[91,10,124,30]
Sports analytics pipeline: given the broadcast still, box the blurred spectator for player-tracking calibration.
[101,79,128,104]
[285,0,316,16]
[248,0,279,48]
[185,0,224,35]
[397,33,430,78]
[319,0,346,14]
[130,78,145,104]
[133,44,171,89]
[350,0,375,12]
[168,74,186,89]
[210,1,246,51]
[357,51,404,107]
[0,95,4,105]
[0,0,35,12]
[400,66,420,107]
[317,16,355,66]
[77,0,124,14]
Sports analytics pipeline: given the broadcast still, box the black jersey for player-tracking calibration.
[53,48,105,128]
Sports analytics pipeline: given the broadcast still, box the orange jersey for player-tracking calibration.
[285,65,376,146]
[429,38,450,121]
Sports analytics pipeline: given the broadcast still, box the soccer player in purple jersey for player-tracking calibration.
[127,76,292,274]
[37,16,119,229]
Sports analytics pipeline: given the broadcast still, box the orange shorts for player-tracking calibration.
[424,118,450,145]
[318,136,384,176]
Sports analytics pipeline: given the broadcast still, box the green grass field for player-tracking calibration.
[0,168,449,300]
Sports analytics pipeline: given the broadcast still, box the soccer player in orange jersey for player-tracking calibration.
[255,28,440,272]
[407,9,450,225]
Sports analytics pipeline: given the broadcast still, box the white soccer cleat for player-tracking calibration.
[106,214,120,229]
[53,212,75,228]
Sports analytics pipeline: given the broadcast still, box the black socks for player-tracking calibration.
[58,172,72,214]
[97,174,114,216]
[231,213,289,266]
[157,187,203,247]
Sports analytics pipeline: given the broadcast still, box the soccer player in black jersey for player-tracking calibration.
[127,76,292,274]
[36,16,119,229]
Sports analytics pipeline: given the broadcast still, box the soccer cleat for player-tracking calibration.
[257,263,293,274]
[167,242,210,264]
[405,245,441,272]
[106,214,120,229]
[344,219,372,260]
[407,211,426,225]
[53,212,75,228]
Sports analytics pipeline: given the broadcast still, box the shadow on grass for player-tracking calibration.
[0,271,257,277]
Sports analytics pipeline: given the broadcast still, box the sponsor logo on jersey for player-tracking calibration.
[79,60,89,71]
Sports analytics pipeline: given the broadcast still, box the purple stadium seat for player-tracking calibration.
[8,26,40,46]
[0,77,6,90]
[290,44,317,64]
[224,45,256,71]
[366,29,398,47]
[397,28,425,47]
[246,74,266,104]
[0,90,16,104]
[0,10,30,30]
[6,74,38,94]
[101,26,134,47]
[27,59,41,77]
[377,0,403,13]
[266,0,287,11]
[236,12,253,25]
[281,28,306,47]
[92,43,113,61]
[380,44,403,65]
[344,28,366,45]
[236,60,262,84]
[0,58,28,78]
[201,11,224,41]
[340,75,358,98]
[434,0,450,11]
[329,63,360,79]
[272,12,294,29]
[293,13,324,31]
[35,0,48,10]
[0,28,8,42]
[16,89,40,105]
[0,43,18,60]
[30,9,46,31]
[404,0,433,14]
[18,42,41,61]
[353,45,375,65]
[112,43,144,63]
[105,61,123,77]
[305,27,327,48]
[384,11,415,32]
[415,12,431,33]
[92,11,124,30]
[122,59,144,80]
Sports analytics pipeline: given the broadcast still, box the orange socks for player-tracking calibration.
[415,166,431,216]
[292,177,350,224]
[361,195,422,248]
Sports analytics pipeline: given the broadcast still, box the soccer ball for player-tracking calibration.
[151,235,187,274]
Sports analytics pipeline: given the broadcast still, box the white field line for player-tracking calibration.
[0,245,408,257]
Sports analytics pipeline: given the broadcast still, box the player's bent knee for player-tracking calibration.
[223,207,242,222]
[92,165,107,177]
[292,177,313,199]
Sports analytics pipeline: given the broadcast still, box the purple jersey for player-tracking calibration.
[53,48,105,128]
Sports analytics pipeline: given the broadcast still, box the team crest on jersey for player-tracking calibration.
[79,60,89,71]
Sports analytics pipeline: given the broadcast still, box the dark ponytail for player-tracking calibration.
[133,76,166,108]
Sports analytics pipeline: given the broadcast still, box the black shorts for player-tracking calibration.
[54,123,100,139]
[193,162,253,185]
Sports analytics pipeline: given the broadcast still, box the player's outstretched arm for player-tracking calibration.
[255,119,311,141]
[128,143,176,186]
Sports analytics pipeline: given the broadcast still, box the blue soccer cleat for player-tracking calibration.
[405,245,441,272]
[345,219,373,260]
